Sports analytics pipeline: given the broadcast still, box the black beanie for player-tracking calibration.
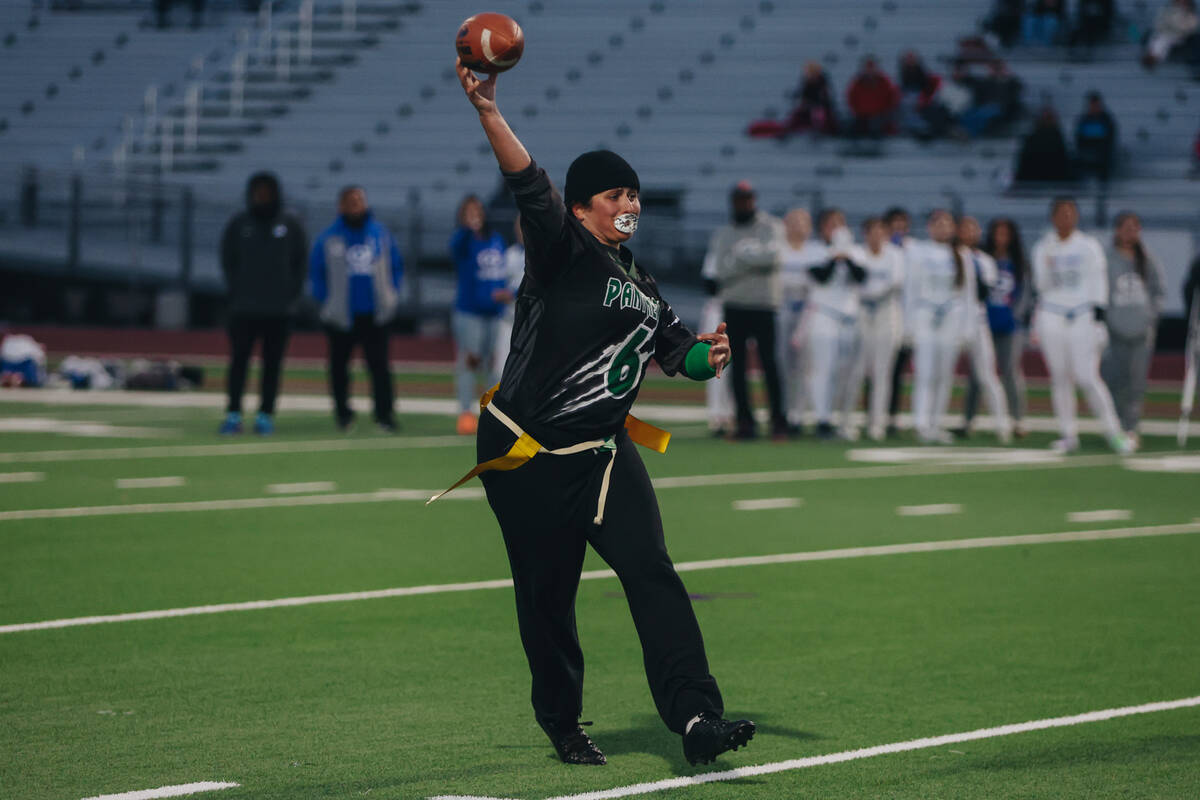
[563,150,640,209]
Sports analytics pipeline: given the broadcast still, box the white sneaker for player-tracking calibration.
[838,426,860,442]
[918,429,954,445]
[1051,437,1081,454]
[996,424,1013,446]
[868,426,886,442]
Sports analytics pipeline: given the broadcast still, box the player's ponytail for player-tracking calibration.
[951,236,965,288]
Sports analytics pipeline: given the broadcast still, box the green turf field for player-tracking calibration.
[1,399,1198,800]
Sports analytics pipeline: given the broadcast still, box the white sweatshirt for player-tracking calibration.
[903,239,976,332]
[854,242,905,308]
[807,241,863,321]
[1031,229,1108,315]
[779,240,826,309]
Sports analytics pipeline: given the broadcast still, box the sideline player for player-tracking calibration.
[779,208,826,432]
[904,209,977,444]
[852,217,905,441]
[806,208,865,439]
[1030,197,1130,454]
[447,57,755,767]
[957,216,1013,443]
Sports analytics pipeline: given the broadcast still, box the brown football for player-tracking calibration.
[455,12,524,74]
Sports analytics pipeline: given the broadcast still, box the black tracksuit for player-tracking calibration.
[219,173,307,415]
[478,161,724,737]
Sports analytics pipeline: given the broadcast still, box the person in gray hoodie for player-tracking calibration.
[218,171,308,435]
[1101,211,1166,446]
[703,181,788,439]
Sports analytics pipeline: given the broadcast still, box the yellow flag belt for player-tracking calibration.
[426,384,670,524]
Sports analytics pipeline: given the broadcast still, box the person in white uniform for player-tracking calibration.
[956,216,1013,443]
[700,240,736,436]
[779,208,826,432]
[806,208,866,439]
[1030,197,1131,454]
[494,215,525,374]
[904,209,977,444]
[850,217,905,441]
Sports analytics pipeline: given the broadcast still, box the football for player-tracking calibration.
[455,12,524,74]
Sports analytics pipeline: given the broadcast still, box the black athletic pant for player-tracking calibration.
[478,414,724,736]
[888,345,913,421]
[226,314,289,415]
[325,314,394,425]
[724,305,787,433]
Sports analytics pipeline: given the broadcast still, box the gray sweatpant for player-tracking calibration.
[964,329,1026,424]
[1101,333,1154,433]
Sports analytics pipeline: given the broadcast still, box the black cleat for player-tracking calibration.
[682,713,756,765]
[546,723,607,765]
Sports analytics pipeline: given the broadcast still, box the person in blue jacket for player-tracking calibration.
[310,185,404,432]
[450,194,513,434]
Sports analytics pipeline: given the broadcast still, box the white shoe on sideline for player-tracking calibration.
[1051,437,1081,454]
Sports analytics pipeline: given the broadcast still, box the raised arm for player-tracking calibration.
[456,58,568,284]
[456,58,530,173]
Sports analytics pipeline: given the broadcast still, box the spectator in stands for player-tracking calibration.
[1075,91,1118,182]
[1073,0,1116,46]
[450,195,511,435]
[1024,0,1067,45]
[1015,107,1072,182]
[897,51,949,140]
[956,61,1024,138]
[1102,211,1166,450]
[156,0,205,29]
[218,172,307,436]
[310,186,404,433]
[789,61,838,135]
[1143,0,1199,67]
[984,0,1025,48]
[847,57,900,138]
[747,62,837,139]
[705,181,789,439]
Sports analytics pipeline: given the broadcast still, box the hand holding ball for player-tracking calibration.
[456,13,524,74]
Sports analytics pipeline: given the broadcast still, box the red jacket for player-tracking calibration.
[847,73,900,117]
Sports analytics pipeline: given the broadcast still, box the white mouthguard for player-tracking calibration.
[614,213,639,234]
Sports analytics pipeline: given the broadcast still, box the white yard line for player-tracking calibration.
[732,498,802,511]
[0,390,1188,436]
[4,521,1197,635]
[1067,509,1133,523]
[265,481,337,495]
[115,477,187,490]
[897,503,963,517]
[80,782,240,800]
[0,456,1140,524]
[0,434,470,465]
[0,471,44,483]
[431,696,1200,800]
[649,454,1121,489]
[0,487,485,523]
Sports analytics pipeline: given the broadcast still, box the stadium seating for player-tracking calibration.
[0,0,1196,295]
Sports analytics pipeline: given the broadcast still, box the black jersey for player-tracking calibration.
[495,160,701,449]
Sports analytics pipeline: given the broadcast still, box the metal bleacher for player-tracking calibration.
[1,0,1197,313]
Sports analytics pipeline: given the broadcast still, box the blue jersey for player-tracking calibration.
[985,256,1023,334]
[450,228,508,316]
